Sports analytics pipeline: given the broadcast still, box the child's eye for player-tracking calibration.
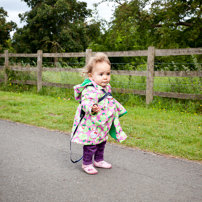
[107,73,110,75]
[100,73,103,76]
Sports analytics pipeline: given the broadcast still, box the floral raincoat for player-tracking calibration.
[71,78,127,145]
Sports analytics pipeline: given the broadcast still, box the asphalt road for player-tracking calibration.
[0,119,202,202]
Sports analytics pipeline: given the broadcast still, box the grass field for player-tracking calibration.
[2,69,199,113]
[0,67,201,161]
[41,71,202,94]
[0,90,201,161]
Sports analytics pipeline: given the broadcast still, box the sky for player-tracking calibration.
[1,0,117,29]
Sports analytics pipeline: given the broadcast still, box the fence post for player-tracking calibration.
[37,50,43,92]
[85,49,92,65]
[4,50,9,86]
[146,46,155,104]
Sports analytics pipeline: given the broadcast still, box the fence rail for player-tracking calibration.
[0,47,202,103]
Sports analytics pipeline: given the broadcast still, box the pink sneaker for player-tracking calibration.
[94,161,112,169]
[82,164,98,175]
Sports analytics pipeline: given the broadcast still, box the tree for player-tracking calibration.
[148,0,202,48]
[89,0,202,70]
[98,0,202,49]
[89,0,151,68]
[0,7,17,53]
[12,0,100,53]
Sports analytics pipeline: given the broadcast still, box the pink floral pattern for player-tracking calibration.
[71,79,127,145]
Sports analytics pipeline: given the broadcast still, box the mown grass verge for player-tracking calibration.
[0,90,201,161]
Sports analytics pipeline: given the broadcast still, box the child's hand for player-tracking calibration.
[92,104,101,113]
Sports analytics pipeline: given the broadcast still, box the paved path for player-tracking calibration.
[0,119,202,202]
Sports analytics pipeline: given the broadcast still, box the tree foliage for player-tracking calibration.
[91,0,202,50]
[12,0,101,53]
[88,0,202,70]
[0,7,17,53]
[149,0,202,48]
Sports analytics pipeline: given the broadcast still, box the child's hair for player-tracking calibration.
[82,52,111,77]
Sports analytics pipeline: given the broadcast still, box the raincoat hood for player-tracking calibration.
[74,78,111,103]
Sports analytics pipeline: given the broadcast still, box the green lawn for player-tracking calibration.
[0,90,201,161]
[42,71,202,94]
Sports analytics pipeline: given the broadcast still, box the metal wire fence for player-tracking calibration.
[0,60,202,95]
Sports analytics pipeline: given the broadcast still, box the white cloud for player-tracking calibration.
[1,0,30,11]
[2,0,116,37]
[84,0,116,22]
[2,0,30,28]
[3,0,115,27]
[7,11,27,26]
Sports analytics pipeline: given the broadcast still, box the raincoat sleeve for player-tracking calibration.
[81,86,98,115]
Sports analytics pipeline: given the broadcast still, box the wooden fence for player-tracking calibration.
[0,47,202,104]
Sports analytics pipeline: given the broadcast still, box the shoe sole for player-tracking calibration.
[94,164,112,169]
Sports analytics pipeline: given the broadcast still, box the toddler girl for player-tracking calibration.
[71,52,127,175]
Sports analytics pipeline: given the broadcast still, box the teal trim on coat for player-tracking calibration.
[81,78,91,86]
[109,111,127,140]
[119,111,127,118]
[109,121,117,139]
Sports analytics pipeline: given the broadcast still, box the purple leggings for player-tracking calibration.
[83,141,106,165]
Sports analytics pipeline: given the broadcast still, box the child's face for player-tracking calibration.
[88,61,111,87]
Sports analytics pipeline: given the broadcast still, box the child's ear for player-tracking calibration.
[88,73,92,79]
